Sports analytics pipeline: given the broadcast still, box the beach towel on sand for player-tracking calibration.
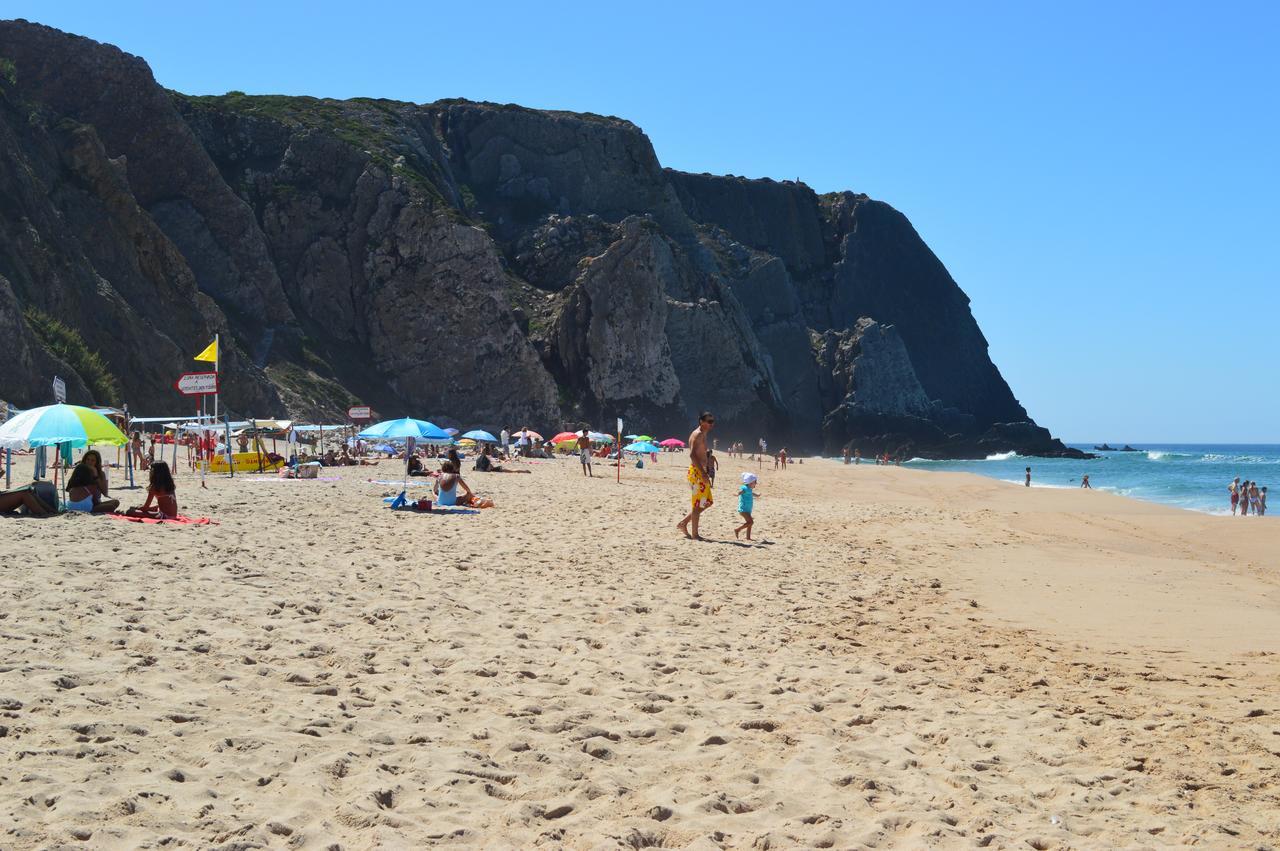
[107,514,217,526]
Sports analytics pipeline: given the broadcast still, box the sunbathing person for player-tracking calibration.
[124,462,179,519]
[434,461,496,508]
[0,483,56,517]
[65,451,121,513]
[474,444,531,473]
[434,460,473,506]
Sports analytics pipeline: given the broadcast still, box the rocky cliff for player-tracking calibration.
[0,20,1083,458]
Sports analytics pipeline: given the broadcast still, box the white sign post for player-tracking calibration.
[347,405,372,421]
[174,372,219,396]
[52,376,66,404]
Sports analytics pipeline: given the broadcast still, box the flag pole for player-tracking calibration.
[213,333,220,424]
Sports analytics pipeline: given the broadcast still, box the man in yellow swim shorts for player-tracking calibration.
[678,411,715,540]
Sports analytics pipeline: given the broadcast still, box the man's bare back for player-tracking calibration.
[689,427,707,471]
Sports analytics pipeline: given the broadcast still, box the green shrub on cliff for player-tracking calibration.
[23,307,121,405]
[0,57,16,87]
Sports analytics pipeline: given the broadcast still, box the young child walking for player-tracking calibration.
[125,461,179,519]
[734,472,758,540]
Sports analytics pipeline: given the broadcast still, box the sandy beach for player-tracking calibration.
[1,452,1277,849]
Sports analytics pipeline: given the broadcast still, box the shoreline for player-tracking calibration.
[872,446,1280,518]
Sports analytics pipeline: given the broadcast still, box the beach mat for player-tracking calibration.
[107,514,218,526]
[245,473,343,481]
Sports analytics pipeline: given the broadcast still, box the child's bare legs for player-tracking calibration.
[734,511,753,540]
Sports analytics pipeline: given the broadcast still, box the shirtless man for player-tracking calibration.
[576,428,593,477]
[678,412,716,540]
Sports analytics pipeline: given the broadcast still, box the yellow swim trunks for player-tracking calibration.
[688,464,713,510]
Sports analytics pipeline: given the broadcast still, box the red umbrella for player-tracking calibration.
[659,438,686,447]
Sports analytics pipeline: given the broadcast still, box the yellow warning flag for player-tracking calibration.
[193,338,218,363]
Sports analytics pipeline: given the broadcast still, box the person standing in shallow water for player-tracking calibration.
[1025,467,1032,487]
[678,412,716,541]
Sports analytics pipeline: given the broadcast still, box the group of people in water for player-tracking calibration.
[1229,477,1267,516]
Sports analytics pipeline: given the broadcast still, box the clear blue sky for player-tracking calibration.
[11,1,1278,442]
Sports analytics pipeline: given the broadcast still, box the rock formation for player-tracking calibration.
[0,20,1085,458]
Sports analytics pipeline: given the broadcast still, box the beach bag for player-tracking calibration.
[32,481,57,511]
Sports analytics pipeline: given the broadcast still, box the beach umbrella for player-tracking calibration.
[659,438,685,447]
[357,417,452,443]
[444,427,460,436]
[624,441,661,454]
[0,403,128,449]
[550,432,580,444]
[357,418,451,499]
[588,431,614,443]
[462,429,498,443]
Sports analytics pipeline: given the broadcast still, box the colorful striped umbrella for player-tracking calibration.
[0,403,128,449]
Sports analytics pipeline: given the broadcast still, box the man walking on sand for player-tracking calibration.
[678,412,716,540]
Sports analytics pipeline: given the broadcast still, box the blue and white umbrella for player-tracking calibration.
[461,429,498,443]
[357,417,452,443]
[356,418,452,499]
[624,441,660,454]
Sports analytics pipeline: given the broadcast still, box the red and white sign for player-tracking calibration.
[175,372,219,396]
[347,405,372,420]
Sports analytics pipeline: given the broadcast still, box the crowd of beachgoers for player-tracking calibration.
[1,403,1270,525]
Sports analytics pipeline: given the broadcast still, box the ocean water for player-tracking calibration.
[892,444,1279,515]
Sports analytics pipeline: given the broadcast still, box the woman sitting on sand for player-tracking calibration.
[434,460,473,506]
[434,461,495,508]
[123,461,178,519]
[65,450,120,514]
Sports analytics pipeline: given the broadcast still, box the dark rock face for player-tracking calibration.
[0,20,1079,457]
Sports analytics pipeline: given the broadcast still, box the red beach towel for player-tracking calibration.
[106,514,217,526]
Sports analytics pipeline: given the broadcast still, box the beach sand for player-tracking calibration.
[1,451,1277,848]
